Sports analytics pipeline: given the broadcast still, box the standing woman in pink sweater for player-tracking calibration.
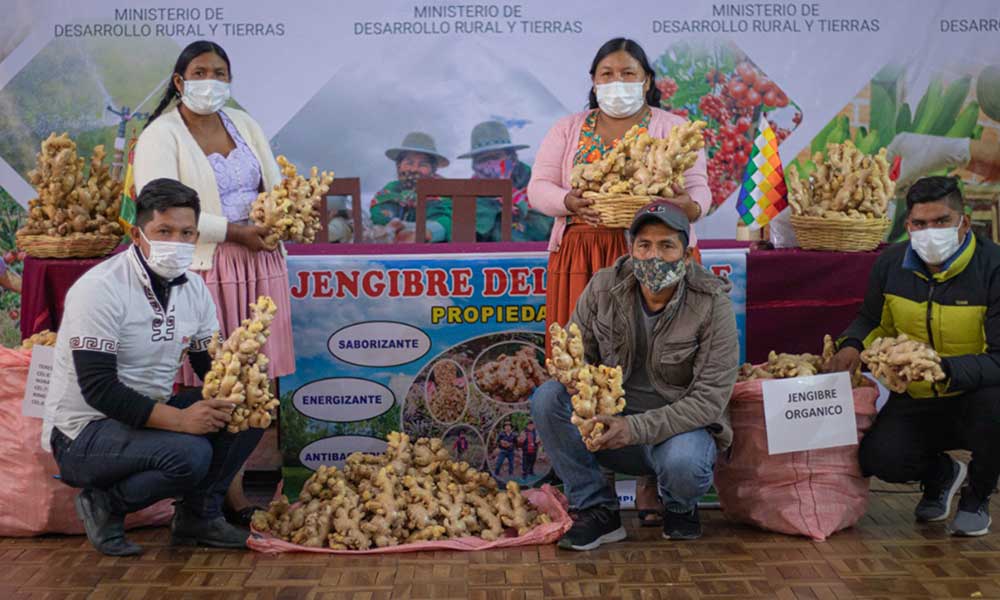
[527,38,710,526]
[529,38,711,333]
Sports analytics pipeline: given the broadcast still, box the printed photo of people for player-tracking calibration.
[442,424,487,470]
[368,132,453,243]
[458,120,553,242]
[486,412,550,486]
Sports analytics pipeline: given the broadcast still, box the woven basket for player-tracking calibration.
[16,231,122,259]
[790,215,890,252]
[588,194,654,229]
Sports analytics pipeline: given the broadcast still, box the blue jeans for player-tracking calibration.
[530,380,716,512]
[495,449,515,475]
[50,389,264,519]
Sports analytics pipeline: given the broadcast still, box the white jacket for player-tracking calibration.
[134,105,281,270]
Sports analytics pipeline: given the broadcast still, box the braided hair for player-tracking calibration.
[145,40,231,129]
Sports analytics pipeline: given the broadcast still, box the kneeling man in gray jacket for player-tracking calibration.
[531,200,739,550]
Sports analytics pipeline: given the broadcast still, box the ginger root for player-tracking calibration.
[17,133,124,242]
[20,330,57,350]
[739,334,865,387]
[788,142,894,220]
[250,156,334,248]
[860,334,946,393]
[427,361,466,423]
[570,121,707,196]
[201,296,279,432]
[547,322,626,451]
[252,432,550,550]
[475,346,546,403]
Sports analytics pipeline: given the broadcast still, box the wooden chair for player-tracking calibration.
[318,177,363,243]
[414,179,513,243]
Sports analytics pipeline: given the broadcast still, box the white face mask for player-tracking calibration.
[909,226,963,266]
[595,81,646,118]
[180,78,230,115]
[138,228,195,280]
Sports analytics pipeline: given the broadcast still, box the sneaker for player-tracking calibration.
[557,505,627,551]
[74,489,142,556]
[171,503,251,549]
[949,489,992,537]
[662,506,702,540]
[915,457,967,522]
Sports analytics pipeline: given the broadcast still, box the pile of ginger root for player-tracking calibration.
[738,334,865,387]
[787,141,894,220]
[201,296,279,432]
[860,334,946,393]
[251,432,551,549]
[20,330,57,350]
[17,133,123,239]
[570,120,707,197]
[546,322,626,451]
[250,156,334,248]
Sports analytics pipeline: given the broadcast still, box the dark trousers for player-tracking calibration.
[858,386,1000,497]
[522,450,537,476]
[50,389,264,519]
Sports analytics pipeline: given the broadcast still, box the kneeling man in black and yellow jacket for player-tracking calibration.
[828,176,1000,537]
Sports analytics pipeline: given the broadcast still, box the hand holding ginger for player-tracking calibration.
[547,322,626,450]
[250,156,334,247]
[570,121,707,196]
[201,296,280,432]
[860,334,946,393]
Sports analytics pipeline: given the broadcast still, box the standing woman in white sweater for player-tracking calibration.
[134,41,294,523]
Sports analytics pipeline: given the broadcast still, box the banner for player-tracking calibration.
[280,250,550,490]
[700,248,747,364]
[280,247,747,488]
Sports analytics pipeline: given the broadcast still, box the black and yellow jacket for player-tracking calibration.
[840,233,1000,398]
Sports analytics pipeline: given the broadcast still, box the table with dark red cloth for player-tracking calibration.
[19,248,125,340]
[744,247,883,364]
[18,243,885,366]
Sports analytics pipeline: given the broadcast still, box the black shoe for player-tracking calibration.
[662,506,702,540]
[223,504,266,528]
[557,505,627,551]
[171,503,251,549]
[74,489,142,556]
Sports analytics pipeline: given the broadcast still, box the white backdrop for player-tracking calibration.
[1,0,997,238]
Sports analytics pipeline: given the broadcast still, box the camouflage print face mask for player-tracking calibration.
[633,256,685,293]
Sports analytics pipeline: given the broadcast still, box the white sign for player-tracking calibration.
[615,479,636,510]
[298,435,389,471]
[762,372,858,455]
[21,346,54,419]
[328,321,431,367]
[292,377,395,422]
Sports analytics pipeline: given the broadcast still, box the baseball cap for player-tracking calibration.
[629,200,690,247]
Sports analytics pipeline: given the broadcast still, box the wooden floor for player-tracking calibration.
[4,486,1000,599]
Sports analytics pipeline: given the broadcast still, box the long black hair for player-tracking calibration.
[588,38,660,110]
[144,40,231,129]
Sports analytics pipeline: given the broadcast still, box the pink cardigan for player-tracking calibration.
[527,108,711,252]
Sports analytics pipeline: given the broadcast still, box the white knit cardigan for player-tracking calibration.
[133,105,281,270]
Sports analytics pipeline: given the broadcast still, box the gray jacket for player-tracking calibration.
[569,255,739,449]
